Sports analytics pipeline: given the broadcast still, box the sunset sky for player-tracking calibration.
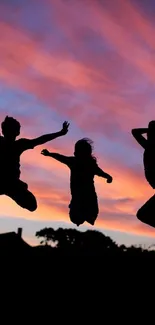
[1,0,155,247]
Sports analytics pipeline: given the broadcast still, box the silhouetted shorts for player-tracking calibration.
[69,191,99,226]
[145,170,155,189]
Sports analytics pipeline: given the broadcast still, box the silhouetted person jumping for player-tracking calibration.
[41,138,113,226]
[132,121,155,227]
[0,116,69,211]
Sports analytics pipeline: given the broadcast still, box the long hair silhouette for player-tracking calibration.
[74,138,96,161]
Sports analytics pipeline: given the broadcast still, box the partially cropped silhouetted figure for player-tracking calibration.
[41,138,113,226]
[0,116,69,211]
[132,121,155,227]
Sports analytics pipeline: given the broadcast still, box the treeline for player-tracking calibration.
[35,227,155,257]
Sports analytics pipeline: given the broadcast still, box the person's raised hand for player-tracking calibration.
[41,149,50,156]
[107,175,113,183]
[61,121,70,135]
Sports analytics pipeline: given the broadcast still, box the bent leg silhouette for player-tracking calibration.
[69,192,99,226]
[4,180,37,212]
[69,202,85,226]
[85,214,98,226]
[137,194,155,227]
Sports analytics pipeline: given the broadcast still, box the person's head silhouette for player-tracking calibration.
[147,120,155,142]
[1,116,21,141]
[74,138,95,159]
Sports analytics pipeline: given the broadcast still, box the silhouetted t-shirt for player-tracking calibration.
[64,157,99,196]
[0,137,34,181]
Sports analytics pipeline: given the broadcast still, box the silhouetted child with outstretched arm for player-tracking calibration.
[132,121,155,227]
[0,116,69,211]
[41,138,113,226]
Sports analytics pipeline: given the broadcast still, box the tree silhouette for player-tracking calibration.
[36,227,57,246]
[35,227,155,258]
[35,227,118,255]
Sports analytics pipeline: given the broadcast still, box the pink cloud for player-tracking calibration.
[0,0,155,240]
[0,9,147,146]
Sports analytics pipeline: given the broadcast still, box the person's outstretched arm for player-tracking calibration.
[131,128,147,149]
[41,149,72,166]
[95,166,113,183]
[29,121,69,148]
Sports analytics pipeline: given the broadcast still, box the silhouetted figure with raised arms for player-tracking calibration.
[0,116,69,211]
[132,121,155,227]
[41,138,113,226]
